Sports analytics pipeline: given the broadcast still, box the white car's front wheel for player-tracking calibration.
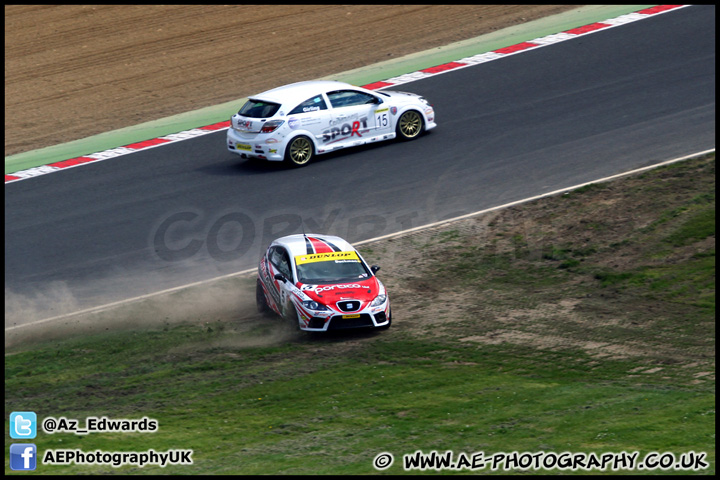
[285,135,314,167]
[396,110,424,141]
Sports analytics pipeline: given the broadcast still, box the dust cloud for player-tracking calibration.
[4,272,294,349]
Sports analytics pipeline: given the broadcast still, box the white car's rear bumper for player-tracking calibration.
[226,128,285,161]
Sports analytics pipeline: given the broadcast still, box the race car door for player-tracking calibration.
[323,89,388,149]
[286,94,332,147]
[267,246,295,317]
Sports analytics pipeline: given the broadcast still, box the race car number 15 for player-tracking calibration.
[376,112,389,128]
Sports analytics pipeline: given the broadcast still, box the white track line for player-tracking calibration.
[6,148,714,333]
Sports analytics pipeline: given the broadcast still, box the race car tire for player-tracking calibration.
[256,280,272,316]
[282,304,303,332]
[396,110,424,141]
[285,135,314,167]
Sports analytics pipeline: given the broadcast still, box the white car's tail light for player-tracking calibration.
[261,120,284,133]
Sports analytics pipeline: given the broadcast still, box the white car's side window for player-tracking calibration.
[327,90,378,109]
[289,95,328,115]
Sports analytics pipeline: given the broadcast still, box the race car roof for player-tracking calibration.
[271,233,357,258]
[251,80,362,108]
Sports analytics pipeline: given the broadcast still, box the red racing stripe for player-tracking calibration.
[307,237,335,253]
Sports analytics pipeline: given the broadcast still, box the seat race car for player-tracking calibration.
[256,233,391,332]
[227,80,435,166]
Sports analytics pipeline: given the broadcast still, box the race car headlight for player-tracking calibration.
[302,300,328,311]
[419,97,429,106]
[370,294,387,307]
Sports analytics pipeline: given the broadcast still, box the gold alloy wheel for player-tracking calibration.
[398,110,423,140]
[287,136,313,166]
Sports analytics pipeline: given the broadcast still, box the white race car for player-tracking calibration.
[256,234,391,332]
[227,80,435,166]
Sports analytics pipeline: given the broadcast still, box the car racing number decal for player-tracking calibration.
[375,107,389,129]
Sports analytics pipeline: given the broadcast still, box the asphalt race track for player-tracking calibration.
[4,5,715,323]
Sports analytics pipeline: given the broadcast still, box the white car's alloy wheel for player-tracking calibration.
[286,136,313,166]
[397,110,423,140]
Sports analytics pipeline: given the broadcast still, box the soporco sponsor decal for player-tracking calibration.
[314,284,364,292]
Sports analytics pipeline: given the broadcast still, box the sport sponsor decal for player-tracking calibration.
[295,251,359,265]
[322,117,369,143]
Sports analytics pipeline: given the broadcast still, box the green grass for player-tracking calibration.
[5,332,715,474]
[5,155,715,474]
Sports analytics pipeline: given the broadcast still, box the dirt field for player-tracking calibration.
[4,5,576,157]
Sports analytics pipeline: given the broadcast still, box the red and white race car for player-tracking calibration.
[256,234,391,332]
